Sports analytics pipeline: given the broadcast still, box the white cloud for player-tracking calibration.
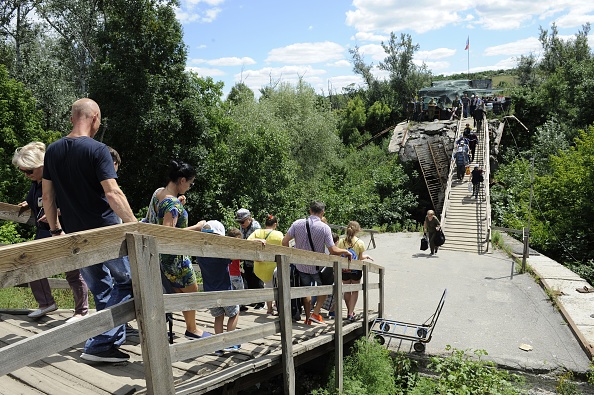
[175,0,223,24]
[233,65,329,94]
[189,57,256,67]
[346,1,594,33]
[183,0,225,5]
[352,31,387,42]
[265,42,345,64]
[416,48,457,60]
[421,61,450,71]
[357,43,385,61]
[210,57,256,66]
[346,1,466,34]
[484,37,542,56]
[327,59,352,68]
[326,75,366,93]
[185,66,226,77]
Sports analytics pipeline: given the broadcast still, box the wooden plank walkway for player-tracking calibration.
[0,306,374,394]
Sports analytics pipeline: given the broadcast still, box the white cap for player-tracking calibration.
[202,220,225,236]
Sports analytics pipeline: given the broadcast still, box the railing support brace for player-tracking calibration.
[126,233,175,395]
[275,255,295,395]
[333,261,343,393]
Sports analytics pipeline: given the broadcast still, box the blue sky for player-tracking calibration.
[176,0,594,97]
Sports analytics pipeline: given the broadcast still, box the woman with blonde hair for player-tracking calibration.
[12,142,89,321]
[336,221,373,322]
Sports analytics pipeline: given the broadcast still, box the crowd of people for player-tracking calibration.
[407,93,506,122]
[11,98,374,363]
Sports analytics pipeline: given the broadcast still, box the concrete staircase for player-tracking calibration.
[440,117,489,253]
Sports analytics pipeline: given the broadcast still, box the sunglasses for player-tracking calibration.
[19,168,34,175]
[238,219,248,224]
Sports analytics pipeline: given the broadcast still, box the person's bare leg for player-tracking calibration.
[347,280,361,316]
[266,301,274,314]
[343,280,352,315]
[214,315,224,334]
[312,294,326,316]
[303,296,311,321]
[177,283,205,336]
[226,314,239,331]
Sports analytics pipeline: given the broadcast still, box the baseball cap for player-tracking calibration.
[235,208,251,222]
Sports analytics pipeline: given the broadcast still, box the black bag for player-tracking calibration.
[319,266,334,285]
[274,264,303,321]
[420,236,429,251]
[435,230,446,247]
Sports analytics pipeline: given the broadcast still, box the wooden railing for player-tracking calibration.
[0,202,384,395]
[327,223,379,250]
[482,113,492,252]
[439,116,463,228]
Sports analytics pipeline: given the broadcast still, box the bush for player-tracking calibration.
[429,346,525,395]
[315,337,396,395]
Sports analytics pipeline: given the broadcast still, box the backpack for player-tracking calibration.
[341,244,360,273]
[342,247,358,260]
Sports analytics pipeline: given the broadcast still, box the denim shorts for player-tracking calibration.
[209,305,239,318]
[230,275,245,290]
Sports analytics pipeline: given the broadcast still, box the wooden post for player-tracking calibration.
[126,233,175,395]
[275,255,295,395]
[333,260,343,393]
[378,268,385,319]
[363,264,369,338]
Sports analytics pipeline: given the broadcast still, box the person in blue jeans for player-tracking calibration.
[43,98,138,363]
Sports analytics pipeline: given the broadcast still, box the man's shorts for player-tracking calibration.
[209,305,239,318]
[298,271,322,287]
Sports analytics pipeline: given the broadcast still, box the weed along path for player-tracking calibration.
[358,232,591,375]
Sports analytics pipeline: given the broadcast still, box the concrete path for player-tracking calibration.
[358,232,591,374]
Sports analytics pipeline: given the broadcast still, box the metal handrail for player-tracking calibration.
[439,116,463,229]
[483,113,492,251]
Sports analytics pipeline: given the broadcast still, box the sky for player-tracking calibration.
[175,0,594,98]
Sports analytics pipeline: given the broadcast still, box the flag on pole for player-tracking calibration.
[465,36,469,50]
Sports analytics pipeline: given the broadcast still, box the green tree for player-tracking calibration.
[533,126,594,263]
[0,65,60,204]
[226,82,255,105]
[379,33,431,121]
[89,0,209,212]
[366,100,391,136]
[338,96,367,146]
[259,81,342,181]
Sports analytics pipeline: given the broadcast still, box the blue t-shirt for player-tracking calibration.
[43,136,119,233]
[196,256,232,292]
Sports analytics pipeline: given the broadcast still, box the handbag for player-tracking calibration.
[319,266,334,285]
[435,229,446,246]
[420,235,429,251]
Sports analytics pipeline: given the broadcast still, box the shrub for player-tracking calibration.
[315,337,395,395]
[429,346,525,395]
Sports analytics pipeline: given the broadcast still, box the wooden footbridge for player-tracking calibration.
[0,204,384,394]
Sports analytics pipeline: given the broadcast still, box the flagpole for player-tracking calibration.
[467,36,470,80]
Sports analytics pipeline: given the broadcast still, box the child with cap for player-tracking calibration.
[196,220,240,354]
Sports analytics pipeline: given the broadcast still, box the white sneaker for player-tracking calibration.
[28,303,57,318]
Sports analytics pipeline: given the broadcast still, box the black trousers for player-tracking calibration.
[241,262,264,290]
